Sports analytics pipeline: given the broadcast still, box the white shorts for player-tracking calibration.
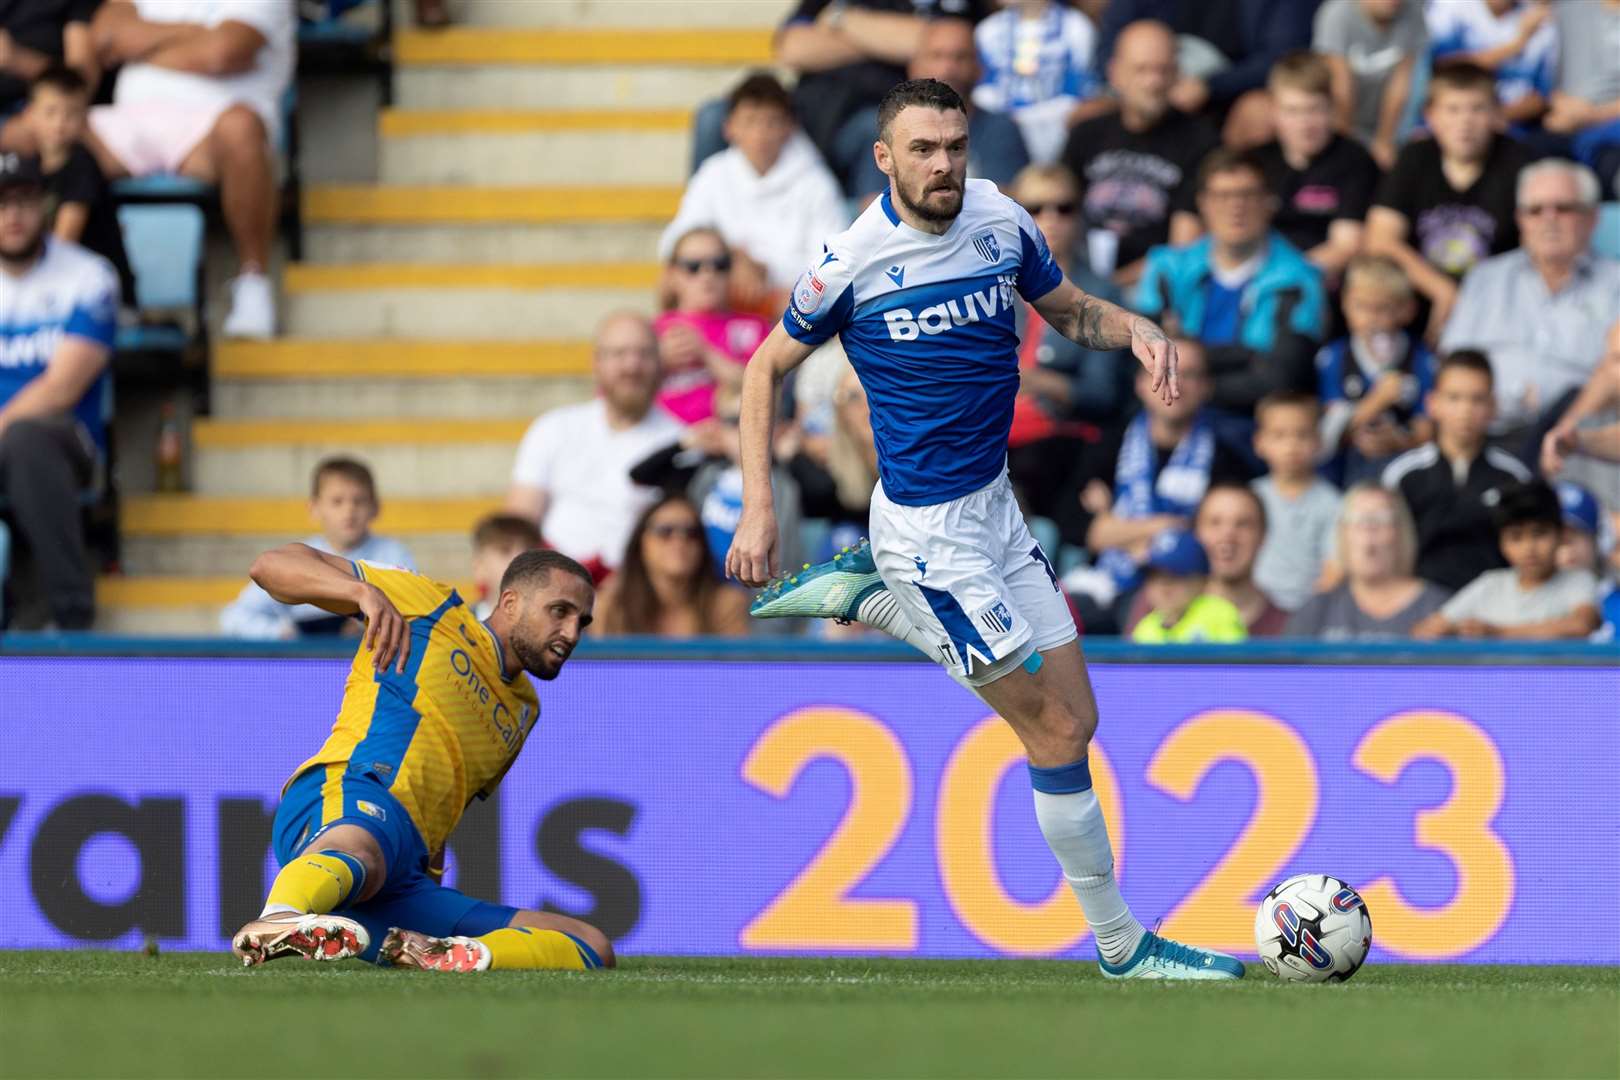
[869,471,1078,686]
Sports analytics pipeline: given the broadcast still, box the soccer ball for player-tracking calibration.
[1254,874,1372,983]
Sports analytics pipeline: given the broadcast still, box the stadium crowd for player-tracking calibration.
[1,0,1618,641]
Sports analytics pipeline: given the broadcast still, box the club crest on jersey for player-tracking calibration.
[972,230,1000,262]
[792,270,826,316]
[356,800,387,822]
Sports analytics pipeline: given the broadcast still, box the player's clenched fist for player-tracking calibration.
[356,583,409,673]
[726,509,779,587]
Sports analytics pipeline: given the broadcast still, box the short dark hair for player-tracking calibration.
[1255,390,1320,426]
[1428,60,1496,107]
[311,456,377,501]
[1491,480,1562,533]
[1197,146,1269,194]
[1435,349,1494,390]
[31,65,89,99]
[472,513,543,552]
[877,78,966,144]
[728,71,792,116]
[1196,481,1268,535]
[499,548,593,596]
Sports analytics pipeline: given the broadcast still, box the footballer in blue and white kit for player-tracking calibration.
[782,176,1077,680]
[730,79,1243,981]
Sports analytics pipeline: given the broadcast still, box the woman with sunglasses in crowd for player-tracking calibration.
[593,494,751,638]
[654,228,771,427]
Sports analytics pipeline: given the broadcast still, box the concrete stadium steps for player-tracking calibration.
[190,418,530,498]
[378,109,691,186]
[303,184,682,226]
[281,262,660,338]
[117,495,501,577]
[448,0,794,29]
[394,27,773,110]
[211,339,594,418]
[304,221,667,265]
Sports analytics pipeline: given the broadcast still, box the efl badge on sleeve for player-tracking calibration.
[972,230,1000,263]
[792,270,826,315]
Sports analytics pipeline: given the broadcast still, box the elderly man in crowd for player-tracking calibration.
[1440,159,1620,457]
[506,312,681,580]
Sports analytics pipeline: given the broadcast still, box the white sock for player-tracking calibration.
[855,589,934,655]
[1032,787,1146,966]
[257,902,302,919]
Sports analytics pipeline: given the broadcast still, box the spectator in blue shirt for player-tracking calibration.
[1134,147,1327,417]
[0,152,117,630]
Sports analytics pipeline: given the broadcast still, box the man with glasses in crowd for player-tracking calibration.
[1440,159,1620,459]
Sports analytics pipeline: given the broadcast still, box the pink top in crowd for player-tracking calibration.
[653,310,770,424]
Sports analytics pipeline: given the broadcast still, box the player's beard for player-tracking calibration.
[896,174,964,225]
[510,630,569,681]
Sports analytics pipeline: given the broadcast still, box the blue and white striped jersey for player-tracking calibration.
[782,178,1064,506]
[0,238,118,450]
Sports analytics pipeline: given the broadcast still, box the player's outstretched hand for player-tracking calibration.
[357,584,409,673]
[726,508,779,588]
[1130,318,1179,406]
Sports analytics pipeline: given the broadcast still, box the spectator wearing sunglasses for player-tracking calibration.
[655,228,771,427]
[1440,159,1620,452]
[593,494,751,637]
[658,71,848,310]
[1005,163,1131,521]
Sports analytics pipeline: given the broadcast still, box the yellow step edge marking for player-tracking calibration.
[283,263,660,292]
[215,340,595,379]
[193,418,531,448]
[379,108,692,137]
[304,185,681,224]
[395,27,772,66]
[123,496,506,536]
[99,575,478,607]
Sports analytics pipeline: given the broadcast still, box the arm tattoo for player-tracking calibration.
[1069,293,1133,351]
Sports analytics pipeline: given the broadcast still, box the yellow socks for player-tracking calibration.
[263,850,366,915]
[477,926,604,971]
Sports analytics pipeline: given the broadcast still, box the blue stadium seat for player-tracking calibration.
[1596,203,1620,261]
[115,204,206,360]
[117,205,205,311]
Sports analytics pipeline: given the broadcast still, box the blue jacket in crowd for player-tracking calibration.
[1133,231,1327,355]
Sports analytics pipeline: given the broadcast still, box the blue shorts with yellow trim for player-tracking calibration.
[273,765,517,962]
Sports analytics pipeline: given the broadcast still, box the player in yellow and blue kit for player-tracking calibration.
[229,543,614,974]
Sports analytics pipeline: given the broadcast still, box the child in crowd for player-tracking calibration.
[654,228,770,426]
[1367,62,1530,341]
[1130,529,1248,643]
[15,67,134,305]
[1316,255,1437,484]
[221,458,417,639]
[1249,392,1341,611]
[1414,479,1600,640]
[657,72,847,309]
[1552,480,1620,641]
[1382,350,1531,592]
[1253,51,1381,285]
[1311,0,1429,165]
[972,0,1100,164]
[470,513,544,620]
[1426,0,1558,130]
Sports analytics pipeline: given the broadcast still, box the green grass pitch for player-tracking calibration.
[1,952,1614,1079]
